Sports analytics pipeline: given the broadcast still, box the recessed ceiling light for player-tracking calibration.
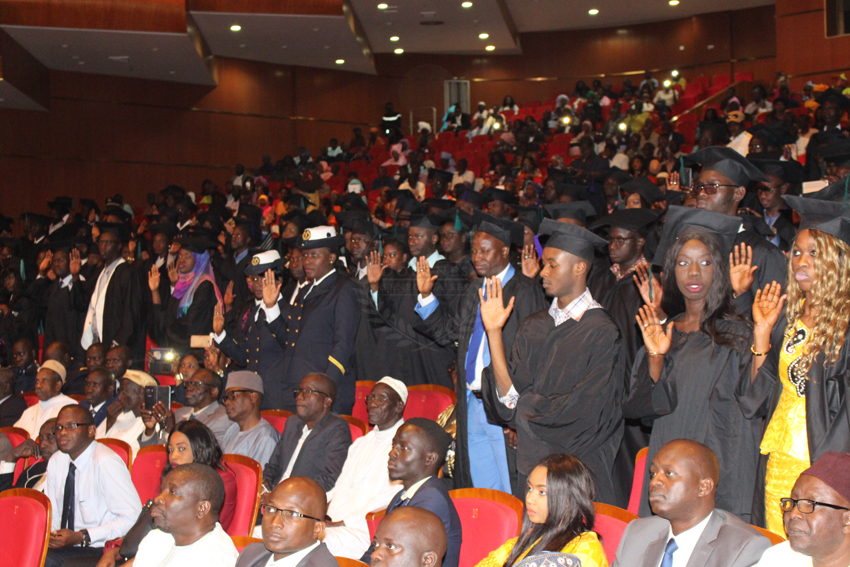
[588,9,599,15]
[479,33,489,39]
[335,59,345,64]
[485,45,495,51]
[230,24,241,32]
[669,0,679,5]
[462,2,473,7]
[394,48,404,54]
[378,3,388,8]
[390,36,399,41]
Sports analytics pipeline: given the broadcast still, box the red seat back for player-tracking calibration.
[222,454,262,537]
[0,488,51,567]
[593,502,638,563]
[99,438,133,471]
[132,445,168,504]
[449,489,524,567]
[627,447,648,515]
[261,410,294,434]
[342,415,368,442]
[1,427,31,485]
[403,385,456,422]
[21,392,38,407]
[155,374,177,387]
[353,381,375,425]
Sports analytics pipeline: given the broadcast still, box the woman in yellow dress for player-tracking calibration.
[474,454,608,567]
[748,195,850,534]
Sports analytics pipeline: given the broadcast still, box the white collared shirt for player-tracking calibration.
[133,522,238,567]
[304,269,336,299]
[265,540,320,567]
[280,425,311,484]
[659,511,714,567]
[81,257,125,349]
[15,394,77,439]
[400,476,432,501]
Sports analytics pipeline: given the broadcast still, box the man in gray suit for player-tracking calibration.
[613,439,771,567]
[236,476,340,567]
[140,368,231,446]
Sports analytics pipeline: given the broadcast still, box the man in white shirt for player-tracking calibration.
[612,440,771,567]
[134,463,238,567]
[96,369,154,457]
[726,111,752,157]
[323,377,407,558]
[755,451,850,567]
[15,360,77,439]
[44,405,141,567]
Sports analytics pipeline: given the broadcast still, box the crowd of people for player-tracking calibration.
[1,69,850,567]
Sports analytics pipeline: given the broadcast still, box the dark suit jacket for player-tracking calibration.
[262,412,352,491]
[236,541,339,567]
[79,396,118,427]
[266,271,361,413]
[0,459,47,492]
[611,509,771,567]
[0,394,28,427]
[361,477,462,567]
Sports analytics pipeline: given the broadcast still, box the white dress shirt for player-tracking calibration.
[96,410,145,457]
[754,541,812,567]
[81,257,124,349]
[726,131,752,157]
[265,540,320,567]
[280,425,311,483]
[15,394,77,439]
[45,441,142,546]
[134,523,238,567]
[659,511,713,567]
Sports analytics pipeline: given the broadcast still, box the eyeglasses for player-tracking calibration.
[780,498,850,514]
[607,236,637,246]
[690,183,740,196]
[52,422,93,434]
[365,393,391,404]
[183,381,211,389]
[223,389,252,402]
[261,505,322,522]
[756,185,784,195]
[293,388,329,399]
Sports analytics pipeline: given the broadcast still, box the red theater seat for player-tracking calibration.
[222,454,262,537]
[0,488,51,567]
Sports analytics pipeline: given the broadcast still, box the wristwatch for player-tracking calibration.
[80,529,91,548]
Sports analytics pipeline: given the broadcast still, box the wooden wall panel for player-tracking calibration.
[0,0,186,33]
[775,0,822,16]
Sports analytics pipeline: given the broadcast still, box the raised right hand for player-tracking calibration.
[633,262,664,315]
[753,281,786,331]
[213,301,225,335]
[147,265,160,292]
[366,250,383,286]
[416,256,438,297]
[636,304,673,356]
[223,281,235,311]
[479,277,514,332]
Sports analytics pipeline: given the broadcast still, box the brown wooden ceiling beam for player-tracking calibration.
[0,28,49,109]
[187,0,343,16]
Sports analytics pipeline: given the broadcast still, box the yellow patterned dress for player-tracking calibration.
[760,320,812,535]
[473,532,608,567]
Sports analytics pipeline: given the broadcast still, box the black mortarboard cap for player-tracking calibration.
[687,146,769,186]
[483,187,517,205]
[537,218,608,262]
[48,196,73,212]
[621,177,666,204]
[748,122,796,148]
[422,198,456,213]
[818,139,850,167]
[428,169,454,186]
[162,185,187,200]
[471,210,525,247]
[459,189,491,208]
[408,214,444,231]
[544,201,597,225]
[783,195,850,245]
[816,87,850,110]
[282,209,315,234]
[546,167,572,184]
[22,212,51,227]
[338,192,370,212]
[591,209,660,237]
[149,223,178,239]
[46,240,76,254]
[698,121,729,143]
[238,204,262,226]
[232,217,259,242]
[604,168,632,185]
[438,208,474,231]
[103,205,133,223]
[95,221,132,242]
[665,190,687,207]
[79,198,99,213]
[287,193,310,210]
[652,206,743,267]
[335,211,379,238]
[516,207,545,234]
[555,183,590,201]
[748,158,805,185]
[805,176,850,202]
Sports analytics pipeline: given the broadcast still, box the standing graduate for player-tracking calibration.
[480,219,625,504]
[624,206,761,522]
[742,196,850,531]
[748,159,802,252]
[413,211,547,493]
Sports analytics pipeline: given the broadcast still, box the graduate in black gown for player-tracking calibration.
[480,219,624,504]
[624,206,761,522]
[686,147,787,313]
[591,208,659,506]
[748,159,801,252]
[136,223,176,335]
[740,195,850,529]
[413,211,547,492]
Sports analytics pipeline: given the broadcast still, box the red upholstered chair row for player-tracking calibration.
[0,488,51,567]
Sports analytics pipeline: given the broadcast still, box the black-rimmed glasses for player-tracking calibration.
[52,422,93,434]
[780,498,850,514]
[261,505,322,522]
[293,388,330,399]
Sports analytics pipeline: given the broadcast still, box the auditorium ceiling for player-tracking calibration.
[0,0,772,110]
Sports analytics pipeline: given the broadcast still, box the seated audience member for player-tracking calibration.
[78,367,116,427]
[44,405,142,567]
[0,365,27,426]
[15,360,77,438]
[236,477,340,567]
[0,417,57,490]
[361,418,462,567]
[612,439,771,567]
[95,369,154,456]
[11,337,39,394]
[132,464,238,567]
[104,345,132,382]
[83,343,108,371]
[44,341,86,396]
[323,377,408,558]
[755,451,850,567]
[263,373,352,492]
[140,368,230,447]
[476,454,607,567]
[220,371,279,467]
[372,507,448,567]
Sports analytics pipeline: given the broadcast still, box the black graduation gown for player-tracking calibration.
[352,278,388,384]
[137,256,171,338]
[623,319,761,522]
[767,209,797,253]
[414,272,547,489]
[734,219,788,314]
[85,262,144,362]
[218,298,289,410]
[601,273,652,507]
[265,271,361,414]
[482,308,625,505]
[218,251,254,311]
[587,253,616,301]
[151,280,218,351]
[1,293,37,348]
[30,277,87,361]
[738,322,850,527]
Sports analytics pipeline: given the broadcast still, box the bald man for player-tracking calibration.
[372,507,447,567]
[613,439,771,567]
[236,477,340,567]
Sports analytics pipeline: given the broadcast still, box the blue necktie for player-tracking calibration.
[465,287,489,386]
[661,538,678,567]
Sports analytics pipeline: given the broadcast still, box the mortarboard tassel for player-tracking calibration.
[454,210,462,232]
[378,234,384,256]
[845,176,849,203]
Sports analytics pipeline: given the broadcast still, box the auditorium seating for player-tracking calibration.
[342,414,368,441]
[261,409,294,434]
[99,438,133,471]
[404,385,456,422]
[627,446,648,515]
[0,488,51,567]
[593,502,639,563]
[222,454,262,538]
[448,488,525,567]
[132,445,168,504]
[353,380,375,425]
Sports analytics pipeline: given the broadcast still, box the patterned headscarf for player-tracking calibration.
[172,251,222,317]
